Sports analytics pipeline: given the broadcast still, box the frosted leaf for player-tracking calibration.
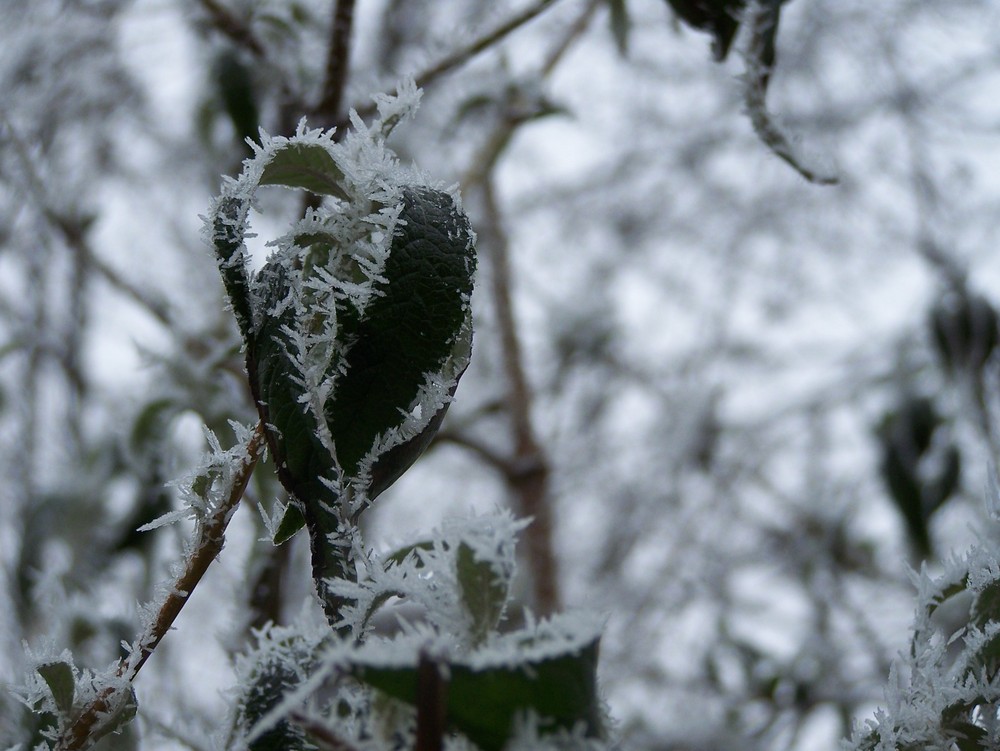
[15,645,137,747]
[327,510,527,645]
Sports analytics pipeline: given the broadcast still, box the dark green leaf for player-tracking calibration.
[129,398,176,456]
[259,143,349,199]
[972,578,1000,629]
[931,290,1000,376]
[211,197,255,342]
[351,636,603,751]
[238,648,311,751]
[36,661,75,716]
[214,50,260,149]
[272,503,306,545]
[326,187,475,479]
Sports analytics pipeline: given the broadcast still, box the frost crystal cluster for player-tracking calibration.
[848,483,1000,751]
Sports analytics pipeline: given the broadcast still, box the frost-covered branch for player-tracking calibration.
[53,422,266,751]
[741,0,839,185]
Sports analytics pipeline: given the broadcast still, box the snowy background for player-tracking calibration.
[3,0,1000,749]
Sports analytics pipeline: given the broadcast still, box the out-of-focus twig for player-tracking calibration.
[313,0,357,130]
[196,0,266,57]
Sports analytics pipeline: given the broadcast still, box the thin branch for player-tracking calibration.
[313,0,357,130]
[350,0,567,124]
[195,0,266,57]
[433,429,515,476]
[414,0,561,91]
[742,0,838,185]
[56,422,267,751]
[480,177,561,615]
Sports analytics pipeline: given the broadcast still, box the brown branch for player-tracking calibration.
[451,0,604,616]
[480,178,561,616]
[313,0,357,130]
[196,0,266,57]
[56,422,267,751]
[415,650,448,751]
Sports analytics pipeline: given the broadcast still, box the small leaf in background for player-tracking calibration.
[128,398,176,458]
[214,49,260,151]
[36,661,75,717]
[663,0,744,61]
[456,542,509,646]
[930,288,1000,377]
[258,142,348,198]
[877,395,962,558]
[271,502,306,545]
[607,0,630,57]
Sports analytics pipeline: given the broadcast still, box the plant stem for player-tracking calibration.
[314,0,357,130]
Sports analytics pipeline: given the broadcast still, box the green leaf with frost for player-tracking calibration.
[457,542,509,646]
[36,661,75,716]
[272,502,306,545]
[259,142,349,199]
[325,187,475,481]
[89,684,138,747]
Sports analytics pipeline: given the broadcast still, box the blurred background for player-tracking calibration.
[2,0,1000,748]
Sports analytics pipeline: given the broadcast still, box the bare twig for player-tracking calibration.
[742,0,838,185]
[195,0,266,57]
[56,422,267,751]
[480,178,561,615]
[454,0,605,616]
[313,0,357,129]
[350,0,567,125]
[414,0,561,91]
[415,650,449,751]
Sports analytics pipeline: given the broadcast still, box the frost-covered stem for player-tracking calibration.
[304,501,358,634]
[741,0,838,185]
[480,177,561,615]
[314,0,356,129]
[56,423,266,751]
[130,422,266,674]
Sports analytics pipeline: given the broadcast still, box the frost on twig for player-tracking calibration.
[741,0,838,185]
[34,422,265,751]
